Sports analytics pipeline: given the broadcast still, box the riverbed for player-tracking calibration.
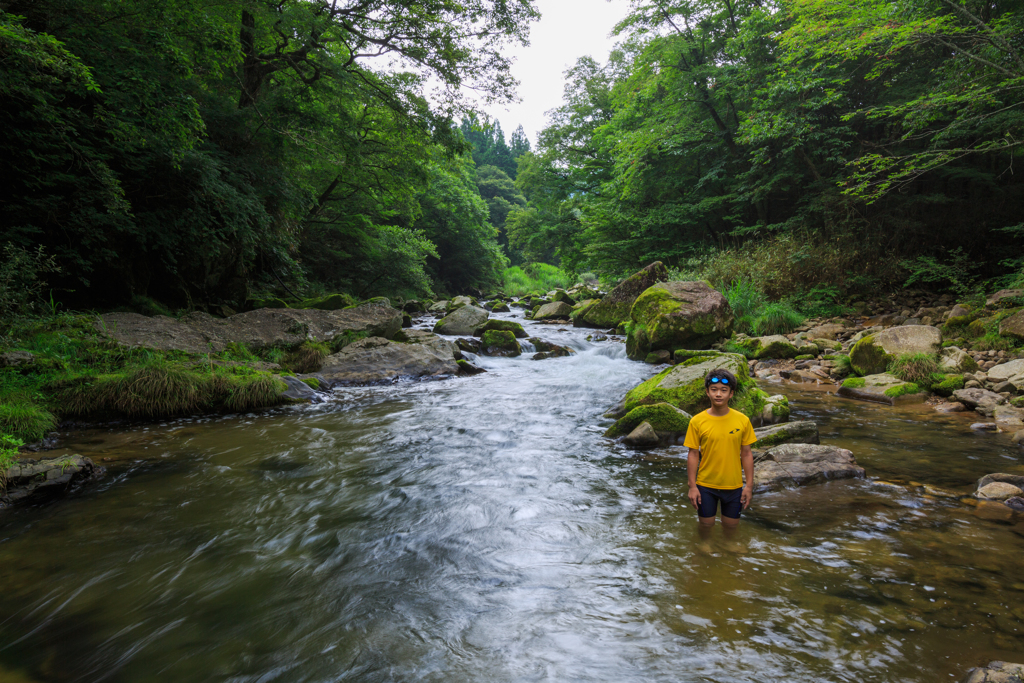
[1,316,1022,682]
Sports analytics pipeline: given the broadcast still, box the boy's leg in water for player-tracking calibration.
[697,515,716,542]
[719,487,744,541]
[695,485,720,544]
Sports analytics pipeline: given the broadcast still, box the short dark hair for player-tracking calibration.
[704,368,737,390]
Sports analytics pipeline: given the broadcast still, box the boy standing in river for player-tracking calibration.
[684,369,756,539]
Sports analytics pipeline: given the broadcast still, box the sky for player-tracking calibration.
[479,0,632,146]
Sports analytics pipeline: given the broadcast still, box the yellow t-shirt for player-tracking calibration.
[683,408,756,489]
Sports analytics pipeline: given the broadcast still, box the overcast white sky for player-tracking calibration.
[479,0,632,146]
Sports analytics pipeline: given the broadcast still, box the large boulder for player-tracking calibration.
[428,300,449,314]
[837,373,929,405]
[533,301,573,320]
[575,262,668,328]
[480,330,521,357]
[848,325,942,375]
[997,311,1024,340]
[753,443,865,492]
[986,359,1024,390]
[604,402,692,439]
[752,421,819,450]
[312,331,459,385]
[939,346,980,374]
[625,281,733,359]
[433,305,489,336]
[473,319,528,338]
[988,290,1024,307]
[805,323,850,340]
[616,352,774,424]
[99,304,403,354]
[2,454,98,504]
[741,335,801,360]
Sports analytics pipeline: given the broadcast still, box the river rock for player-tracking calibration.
[971,422,999,432]
[744,335,800,360]
[2,454,98,505]
[988,290,1024,307]
[456,360,487,375]
[551,289,575,305]
[752,421,819,449]
[998,310,1024,340]
[953,387,1005,413]
[962,660,1024,683]
[434,305,489,336]
[806,323,849,340]
[533,301,573,320]
[99,305,403,354]
[605,402,692,439]
[489,302,510,313]
[402,299,426,314]
[837,373,929,405]
[935,402,967,413]
[850,326,942,375]
[279,376,322,402]
[480,330,521,357]
[625,281,733,359]
[939,346,980,374]
[530,337,574,360]
[760,394,790,425]
[986,359,1024,390]
[428,300,449,313]
[473,319,528,338]
[313,331,459,385]
[753,443,865,493]
[616,351,772,423]
[623,421,660,449]
[993,405,1024,428]
[977,482,1024,500]
[977,473,1024,491]
[575,261,668,328]
[448,295,475,311]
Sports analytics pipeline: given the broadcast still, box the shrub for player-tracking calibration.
[0,434,23,491]
[752,302,804,336]
[888,353,939,386]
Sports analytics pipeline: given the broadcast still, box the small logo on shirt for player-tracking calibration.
[729,428,740,434]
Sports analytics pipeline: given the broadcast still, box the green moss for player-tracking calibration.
[605,402,692,438]
[474,319,527,338]
[301,377,321,390]
[932,374,964,397]
[481,330,521,356]
[966,320,986,338]
[625,326,651,360]
[842,377,866,389]
[675,348,727,362]
[883,382,922,399]
[794,354,815,360]
[298,293,357,310]
[849,334,889,376]
[1011,396,1024,408]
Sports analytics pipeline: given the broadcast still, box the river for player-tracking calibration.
[1,314,1022,682]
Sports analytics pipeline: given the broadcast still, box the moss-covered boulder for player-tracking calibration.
[605,402,692,438]
[999,309,1024,339]
[489,302,510,313]
[434,305,489,336]
[849,334,890,376]
[938,346,979,374]
[932,374,965,397]
[528,337,574,360]
[618,351,772,423]
[551,289,575,305]
[300,293,357,310]
[752,420,819,450]
[740,335,801,360]
[448,295,476,312]
[480,329,521,357]
[428,300,449,314]
[624,281,733,360]
[403,299,427,314]
[474,319,528,338]
[761,394,790,425]
[837,373,928,405]
[576,262,669,329]
[534,301,573,320]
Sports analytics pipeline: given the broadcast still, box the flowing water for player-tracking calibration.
[1,315,1023,682]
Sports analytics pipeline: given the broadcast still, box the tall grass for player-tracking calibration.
[723,280,765,334]
[888,353,940,387]
[751,301,804,336]
[0,401,56,443]
[502,263,570,297]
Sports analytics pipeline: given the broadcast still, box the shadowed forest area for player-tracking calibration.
[1,0,1023,312]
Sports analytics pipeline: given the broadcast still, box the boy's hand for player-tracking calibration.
[741,485,753,510]
[688,485,701,510]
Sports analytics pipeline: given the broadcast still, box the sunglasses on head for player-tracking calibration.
[708,377,730,384]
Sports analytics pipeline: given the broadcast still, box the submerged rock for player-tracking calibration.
[100,305,403,354]
[625,281,733,359]
[456,359,487,375]
[433,305,489,336]
[279,376,323,402]
[2,454,98,505]
[837,373,928,405]
[753,443,865,492]
[623,421,660,449]
[575,262,668,329]
[313,331,458,385]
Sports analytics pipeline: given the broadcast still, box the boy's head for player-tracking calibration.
[704,369,737,400]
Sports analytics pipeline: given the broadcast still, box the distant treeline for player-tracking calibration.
[0,0,538,309]
[509,0,1024,298]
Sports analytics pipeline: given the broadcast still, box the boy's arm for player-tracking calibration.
[740,444,754,509]
[687,448,701,510]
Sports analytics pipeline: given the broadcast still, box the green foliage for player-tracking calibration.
[933,374,965,397]
[842,377,866,389]
[888,353,940,386]
[883,383,922,400]
[280,342,329,374]
[0,434,24,490]
[752,302,804,336]
[723,280,764,334]
[502,263,570,297]
[901,248,978,298]
[0,243,61,321]
[0,400,57,444]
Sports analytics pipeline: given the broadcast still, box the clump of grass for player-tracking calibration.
[752,302,804,336]
[502,263,570,297]
[0,434,24,491]
[888,353,939,386]
[722,280,764,334]
[280,341,330,374]
[0,400,58,443]
[221,374,287,412]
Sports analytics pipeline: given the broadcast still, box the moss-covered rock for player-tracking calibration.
[551,290,576,305]
[837,372,928,405]
[752,421,819,449]
[625,281,733,360]
[474,319,528,338]
[625,326,651,360]
[998,308,1024,339]
[534,301,573,320]
[931,374,965,397]
[577,262,669,329]
[434,305,489,336]
[300,293,357,310]
[604,402,692,438]
[480,330,521,357]
[849,335,889,376]
[618,351,770,423]
[748,335,801,360]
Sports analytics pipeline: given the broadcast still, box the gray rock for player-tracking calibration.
[448,295,475,311]
[748,335,800,359]
[433,305,489,336]
[986,289,1024,307]
[986,359,1024,390]
[99,305,402,354]
[279,376,321,402]
[428,300,449,313]
[314,331,459,385]
[623,421,660,449]
[970,422,999,431]
[939,346,979,374]
[953,387,1006,413]
[977,481,1024,499]
[935,402,967,413]
[838,373,928,406]
[2,454,98,504]
[805,323,849,340]
[760,394,790,426]
[534,301,573,320]
[993,380,1018,394]
[575,262,668,329]
[948,304,972,318]
[752,421,819,449]
[456,360,486,375]
[872,324,942,356]
[977,472,1024,491]
[0,350,34,367]
[998,310,1024,339]
[753,443,865,493]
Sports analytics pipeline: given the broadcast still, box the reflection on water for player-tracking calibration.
[0,319,1022,682]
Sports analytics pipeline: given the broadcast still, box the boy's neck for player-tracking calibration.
[707,404,731,417]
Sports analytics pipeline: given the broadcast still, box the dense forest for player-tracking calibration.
[2,0,1023,314]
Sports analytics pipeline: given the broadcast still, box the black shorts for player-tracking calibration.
[696,484,743,519]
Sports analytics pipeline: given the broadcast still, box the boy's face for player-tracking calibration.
[706,382,733,407]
